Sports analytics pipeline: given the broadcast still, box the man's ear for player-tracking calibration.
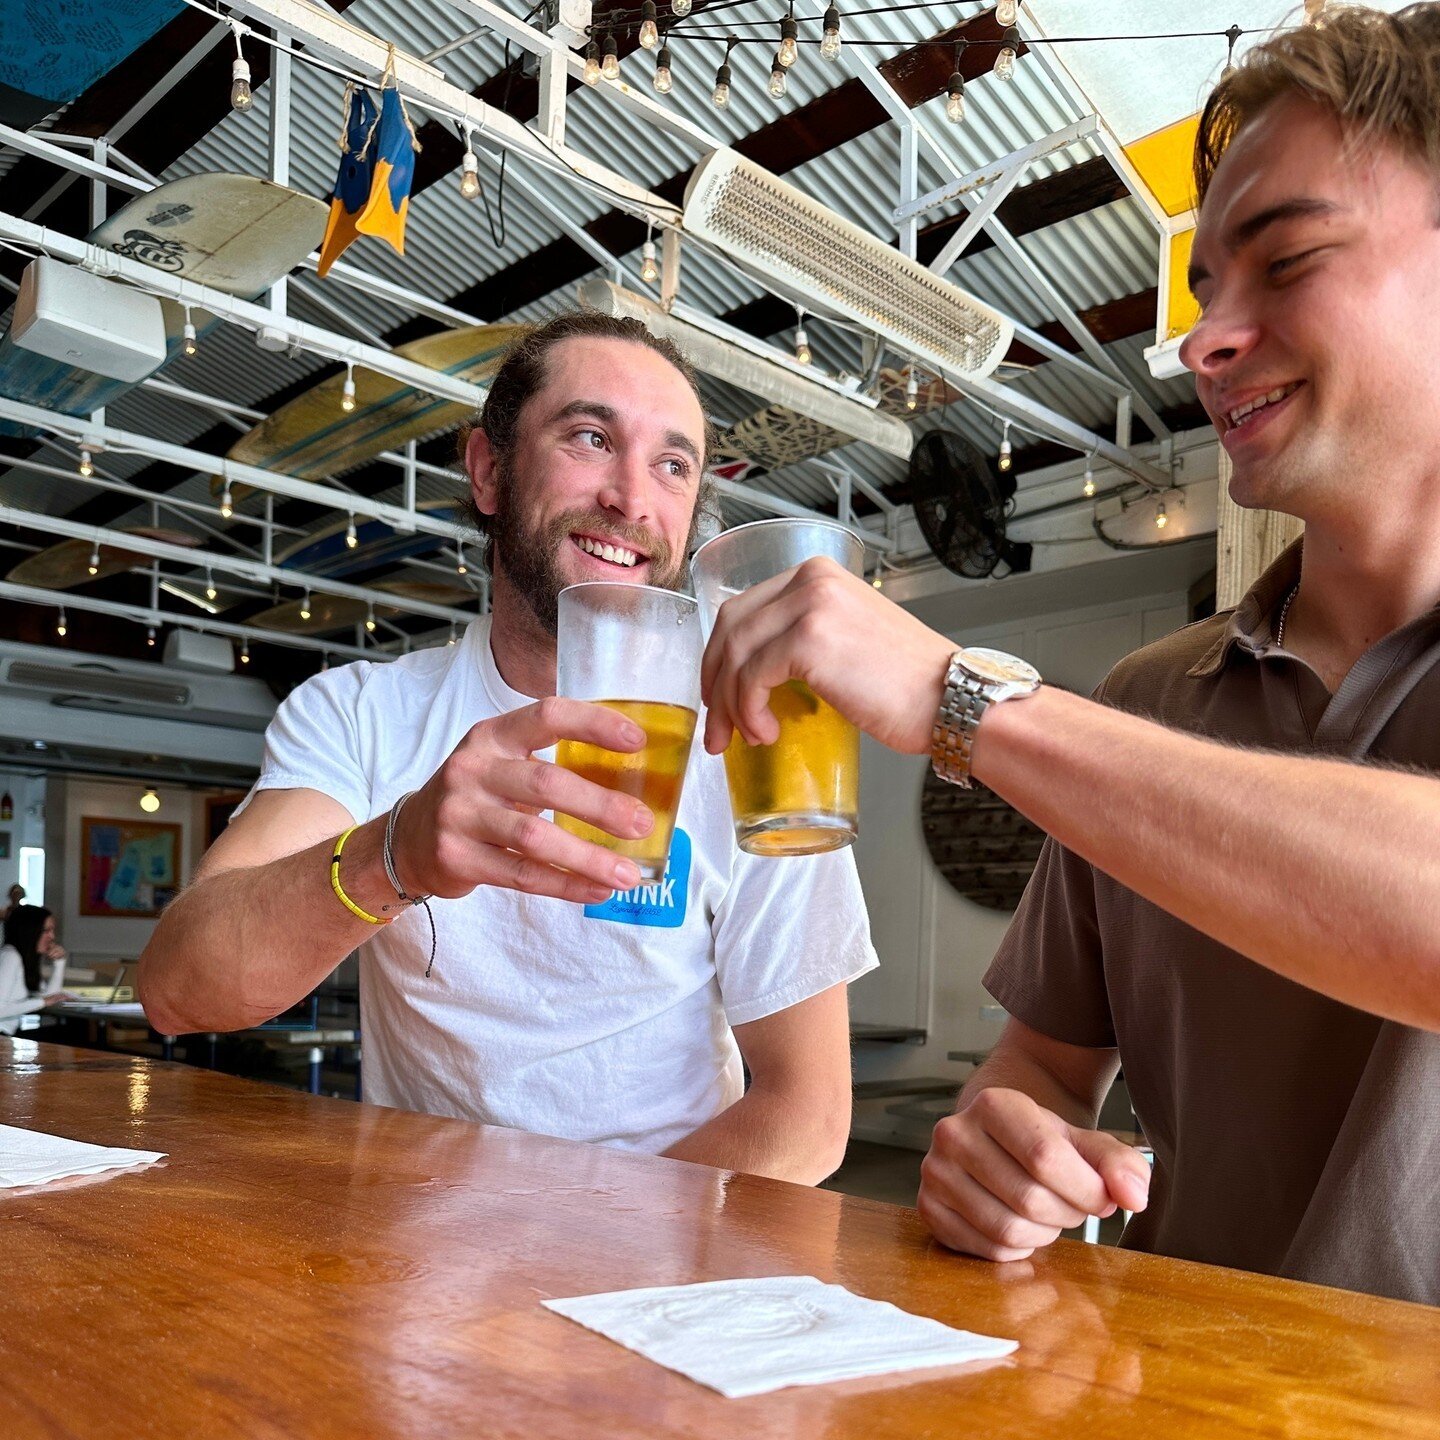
[466,426,499,519]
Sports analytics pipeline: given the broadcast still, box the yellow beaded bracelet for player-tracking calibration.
[329,826,387,925]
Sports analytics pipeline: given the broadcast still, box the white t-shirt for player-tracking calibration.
[243,617,878,1153]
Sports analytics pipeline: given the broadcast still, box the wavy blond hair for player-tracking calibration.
[1195,4,1440,206]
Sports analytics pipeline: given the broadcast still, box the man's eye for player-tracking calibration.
[577,428,607,449]
[1269,249,1318,279]
[662,458,690,478]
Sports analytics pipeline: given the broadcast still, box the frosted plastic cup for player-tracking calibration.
[554,582,703,883]
[690,518,865,856]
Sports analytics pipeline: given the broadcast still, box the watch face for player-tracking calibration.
[959,646,1041,686]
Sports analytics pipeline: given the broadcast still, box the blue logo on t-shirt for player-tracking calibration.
[584,828,691,929]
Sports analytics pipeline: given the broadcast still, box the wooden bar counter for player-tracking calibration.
[4,1037,1438,1440]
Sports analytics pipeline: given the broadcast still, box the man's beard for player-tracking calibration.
[488,474,682,636]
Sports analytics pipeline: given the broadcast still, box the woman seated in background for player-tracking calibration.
[0,905,65,1035]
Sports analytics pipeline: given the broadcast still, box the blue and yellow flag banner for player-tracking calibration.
[317,74,418,278]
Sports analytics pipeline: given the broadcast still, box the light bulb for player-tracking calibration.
[654,45,672,94]
[639,1,658,49]
[459,149,480,199]
[320,654,329,672]
[601,34,620,80]
[139,788,161,814]
[778,16,799,67]
[904,371,919,411]
[240,639,250,664]
[146,626,156,647]
[365,607,376,634]
[671,0,691,14]
[998,425,1012,472]
[996,27,1019,81]
[346,516,358,549]
[871,573,883,590]
[997,0,1018,24]
[220,483,233,520]
[769,57,787,98]
[87,546,99,577]
[230,57,253,112]
[205,570,217,602]
[583,41,601,84]
[182,317,198,356]
[456,544,468,576]
[641,239,659,283]
[341,366,356,413]
[1155,503,1169,530]
[447,623,458,646]
[794,324,811,366]
[1082,464,1096,498]
[299,591,312,622]
[821,6,841,60]
[56,608,67,638]
[78,448,94,478]
[946,74,965,124]
[712,61,732,108]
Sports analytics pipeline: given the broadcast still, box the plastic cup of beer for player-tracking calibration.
[554,582,702,883]
[690,517,865,857]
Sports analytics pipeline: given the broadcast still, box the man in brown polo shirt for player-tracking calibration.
[700,5,1440,1305]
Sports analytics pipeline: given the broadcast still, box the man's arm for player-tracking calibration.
[661,983,853,1185]
[700,560,1440,1032]
[139,699,661,1036]
[919,1018,1150,1261]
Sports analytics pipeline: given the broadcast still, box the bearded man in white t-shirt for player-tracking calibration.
[140,311,877,1181]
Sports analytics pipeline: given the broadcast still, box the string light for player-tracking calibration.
[641,223,659,284]
[219,482,234,520]
[146,626,156,647]
[713,37,736,108]
[1221,23,1242,79]
[447,623,458,646]
[671,0,691,15]
[995,26,1020,81]
[341,362,356,413]
[365,604,377,634]
[654,42,673,94]
[230,24,253,112]
[871,561,884,590]
[205,567,217,602]
[1082,460,1096,498]
[240,638,250,664]
[583,38,601,84]
[78,448,94,478]
[996,0,1018,25]
[321,652,330,672]
[821,5,842,61]
[459,139,481,199]
[87,544,99,577]
[946,41,966,124]
[1155,501,1169,530]
[346,514,358,549]
[997,420,1013,472]
[140,788,161,814]
[639,0,659,50]
[778,12,799,68]
[768,52,787,99]
[456,542,468,576]
[793,307,811,366]
[182,307,198,356]
[56,606,67,639]
[602,32,620,81]
[904,369,919,411]
[299,588,312,622]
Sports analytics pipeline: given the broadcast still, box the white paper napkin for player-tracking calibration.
[0,1123,166,1189]
[543,1275,1018,1398]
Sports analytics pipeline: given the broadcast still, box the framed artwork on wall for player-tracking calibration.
[79,817,182,918]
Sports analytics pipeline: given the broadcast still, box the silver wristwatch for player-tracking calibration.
[930,647,1042,788]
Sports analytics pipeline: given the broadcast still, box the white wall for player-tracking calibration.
[848,547,1209,1145]
[0,768,47,903]
[44,776,218,963]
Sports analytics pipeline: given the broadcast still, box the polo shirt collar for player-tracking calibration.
[1188,538,1304,679]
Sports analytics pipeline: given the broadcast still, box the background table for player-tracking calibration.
[4,1037,1438,1440]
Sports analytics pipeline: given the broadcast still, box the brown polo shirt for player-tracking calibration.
[985,541,1440,1305]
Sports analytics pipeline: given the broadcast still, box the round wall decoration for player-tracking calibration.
[920,769,1048,911]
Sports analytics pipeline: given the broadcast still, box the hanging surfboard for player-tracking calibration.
[215,323,529,502]
[5,526,201,589]
[0,173,326,438]
[272,499,462,581]
[248,578,475,636]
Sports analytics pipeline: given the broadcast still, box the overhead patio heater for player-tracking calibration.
[682,149,1014,382]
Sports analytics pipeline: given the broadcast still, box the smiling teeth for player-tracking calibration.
[1227,383,1299,429]
[576,535,640,567]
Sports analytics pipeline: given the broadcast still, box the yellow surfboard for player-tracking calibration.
[216,323,529,498]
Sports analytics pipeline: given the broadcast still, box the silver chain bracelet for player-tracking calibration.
[382,791,438,978]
